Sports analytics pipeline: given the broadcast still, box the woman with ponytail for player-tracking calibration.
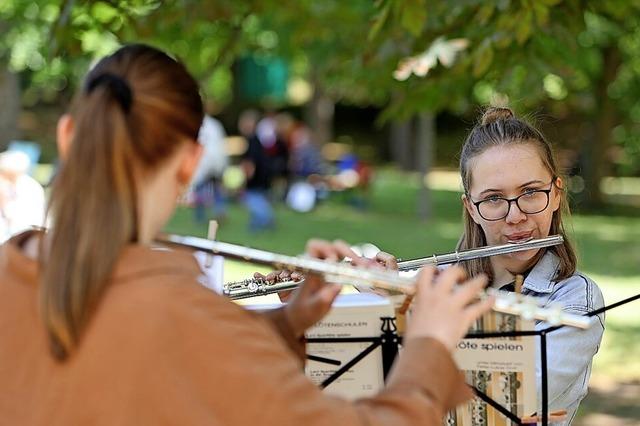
[0,44,493,425]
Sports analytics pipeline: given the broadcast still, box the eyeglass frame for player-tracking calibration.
[467,176,558,221]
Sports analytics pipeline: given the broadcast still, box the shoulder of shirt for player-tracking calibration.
[548,270,604,312]
[105,262,267,345]
[105,246,252,324]
[523,251,604,312]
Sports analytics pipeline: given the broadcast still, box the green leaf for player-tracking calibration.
[533,2,549,26]
[473,39,494,77]
[515,10,534,44]
[493,31,513,49]
[495,13,513,32]
[400,0,427,37]
[497,0,511,11]
[368,0,391,41]
[91,1,120,24]
[476,3,495,25]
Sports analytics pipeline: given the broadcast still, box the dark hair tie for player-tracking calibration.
[86,73,133,113]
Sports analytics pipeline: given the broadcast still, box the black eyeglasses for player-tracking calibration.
[468,178,556,221]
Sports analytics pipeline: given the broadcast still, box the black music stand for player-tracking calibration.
[306,317,399,389]
[307,293,640,426]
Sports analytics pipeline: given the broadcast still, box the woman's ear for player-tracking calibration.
[56,114,74,160]
[176,141,203,185]
[551,176,563,212]
[462,193,481,225]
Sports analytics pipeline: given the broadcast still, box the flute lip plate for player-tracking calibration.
[506,237,534,244]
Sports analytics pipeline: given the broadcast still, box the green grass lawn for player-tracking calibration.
[165,168,640,423]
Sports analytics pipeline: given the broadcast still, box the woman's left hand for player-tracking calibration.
[252,270,303,303]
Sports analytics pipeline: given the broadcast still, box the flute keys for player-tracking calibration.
[247,281,259,293]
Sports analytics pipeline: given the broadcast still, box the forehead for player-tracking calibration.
[468,144,551,192]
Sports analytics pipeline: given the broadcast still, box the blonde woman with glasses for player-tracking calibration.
[377,107,605,425]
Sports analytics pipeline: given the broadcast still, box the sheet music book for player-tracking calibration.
[305,293,394,399]
[445,312,536,426]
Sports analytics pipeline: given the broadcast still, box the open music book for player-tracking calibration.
[242,290,539,422]
[446,312,537,426]
[305,293,394,399]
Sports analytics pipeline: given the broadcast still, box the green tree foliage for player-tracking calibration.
[371,0,640,207]
[1,0,389,106]
[3,0,640,205]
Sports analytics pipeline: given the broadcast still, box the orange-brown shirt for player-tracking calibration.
[0,231,471,425]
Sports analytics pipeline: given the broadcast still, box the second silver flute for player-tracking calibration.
[222,235,563,299]
[397,235,563,271]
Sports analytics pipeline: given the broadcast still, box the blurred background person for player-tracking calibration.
[238,109,260,142]
[239,109,275,231]
[272,112,294,199]
[190,114,229,223]
[285,123,327,213]
[333,152,373,210]
[290,123,325,180]
[0,150,45,242]
[256,111,290,202]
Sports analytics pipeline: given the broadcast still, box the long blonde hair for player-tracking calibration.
[457,107,576,282]
[41,44,203,360]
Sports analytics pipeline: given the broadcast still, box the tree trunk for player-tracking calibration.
[305,77,334,145]
[416,111,435,220]
[0,66,21,150]
[580,45,621,209]
[390,119,413,170]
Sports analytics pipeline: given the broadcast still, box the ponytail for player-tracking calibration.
[39,45,203,360]
[41,81,138,359]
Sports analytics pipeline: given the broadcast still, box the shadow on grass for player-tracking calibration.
[593,323,640,378]
[576,380,640,425]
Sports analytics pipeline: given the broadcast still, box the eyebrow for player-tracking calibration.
[477,180,547,196]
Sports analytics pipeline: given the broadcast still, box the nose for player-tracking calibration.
[504,200,527,224]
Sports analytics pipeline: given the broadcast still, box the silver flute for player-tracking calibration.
[397,235,564,271]
[159,234,590,329]
[160,233,417,295]
[223,276,301,300]
[220,235,564,298]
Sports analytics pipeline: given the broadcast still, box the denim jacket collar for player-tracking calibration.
[522,250,560,294]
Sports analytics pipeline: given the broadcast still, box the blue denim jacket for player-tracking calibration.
[520,251,605,425]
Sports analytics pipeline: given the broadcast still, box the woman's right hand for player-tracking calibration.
[404,266,492,351]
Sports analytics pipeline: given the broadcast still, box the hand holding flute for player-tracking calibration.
[280,240,363,338]
[280,239,493,349]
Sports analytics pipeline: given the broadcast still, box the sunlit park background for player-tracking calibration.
[2,1,640,424]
